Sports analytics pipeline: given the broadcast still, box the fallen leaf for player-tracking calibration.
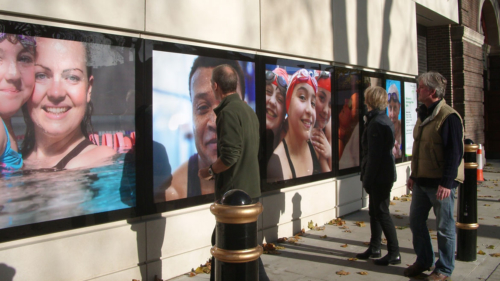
[487,245,495,249]
[403,213,408,216]
[363,242,370,245]
[393,196,400,200]
[341,244,348,248]
[356,221,366,227]
[301,228,306,234]
[358,271,369,275]
[348,257,358,261]
[275,246,285,250]
[490,253,500,257]
[263,243,276,251]
[390,201,396,205]
[495,216,500,219]
[340,226,349,229]
[401,198,411,202]
[344,230,352,233]
[336,270,350,275]
[277,237,288,243]
[308,220,314,230]
[395,210,401,212]
[382,238,387,244]
[320,235,327,239]
[478,250,486,255]
[396,226,408,230]
[485,204,491,206]
[479,218,485,220]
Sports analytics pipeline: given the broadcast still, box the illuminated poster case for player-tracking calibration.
[260,56,334,191]
[146,40,256,212]
[385,76,404,163]
[403,79,418,162]
[335,68,362,176]
[0,20,139,242]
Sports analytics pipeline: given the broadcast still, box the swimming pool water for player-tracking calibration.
[0,152,136,229]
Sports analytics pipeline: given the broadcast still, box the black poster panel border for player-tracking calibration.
[0,19,140,243]
[145,40,256,214]
[259,56,334,193]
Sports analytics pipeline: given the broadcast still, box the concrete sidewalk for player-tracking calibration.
[170,160,500,281]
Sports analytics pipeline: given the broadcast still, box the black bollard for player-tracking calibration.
[210,190,264,281]
[456,139,479,261]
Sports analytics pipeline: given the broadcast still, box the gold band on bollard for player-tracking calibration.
[456,222,479,230]
[211,246,263,263]
[210,202,263,224]
[464,163,479,169]
[464,144,479,153]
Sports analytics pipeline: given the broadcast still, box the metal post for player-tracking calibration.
[456,139,479,261]
[210,190,264,281]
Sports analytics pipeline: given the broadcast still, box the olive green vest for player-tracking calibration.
[411,99,465,183]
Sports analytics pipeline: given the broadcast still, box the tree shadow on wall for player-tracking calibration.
[121,104,170,281]
[0,263,15,281]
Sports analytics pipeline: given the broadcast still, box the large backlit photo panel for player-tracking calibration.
[152,51,255,202]
[265,64,333,183]
[386,79,402,159]
[336,69,361,170]
[0,20,137,232]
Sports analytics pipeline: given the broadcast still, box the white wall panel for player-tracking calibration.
[146,0,260,49]
[0,221,144,281]
[414,0,460,23]
[261,0,334,60]
[0,0,144,31]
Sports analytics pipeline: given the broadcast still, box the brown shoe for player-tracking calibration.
[404,262,431,277]
[425,271,450,281]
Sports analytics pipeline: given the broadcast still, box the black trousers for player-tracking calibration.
[368,188,400,255]
[210,228,270,281]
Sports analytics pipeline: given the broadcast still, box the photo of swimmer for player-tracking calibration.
[265,64,332,183]
[336,69,361,170]
[152,50,255,202]
[0,20,137,231]
[386,79,402,159]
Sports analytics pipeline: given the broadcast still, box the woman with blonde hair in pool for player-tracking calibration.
[22,37,115,170]
[267,69,323,181]
[0,33,35,171]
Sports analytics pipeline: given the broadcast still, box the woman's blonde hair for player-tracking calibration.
[364,86,388,111]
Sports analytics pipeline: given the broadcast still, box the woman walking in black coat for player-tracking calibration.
[356,86,401,265]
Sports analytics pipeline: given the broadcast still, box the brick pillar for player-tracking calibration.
[451,26,485,144]
[427,25,453,105]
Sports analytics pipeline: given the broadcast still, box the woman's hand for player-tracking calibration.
[311,128,331,161]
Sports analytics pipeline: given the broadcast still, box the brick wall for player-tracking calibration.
[427,25,453,105]
[460,0,481,31]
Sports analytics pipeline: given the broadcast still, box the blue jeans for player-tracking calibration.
[410,183,456,276]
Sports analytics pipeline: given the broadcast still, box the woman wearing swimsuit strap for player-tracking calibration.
[267,69,323,181]
[0,33,36,170]
[311,70,332,172]
[22,37,115,170]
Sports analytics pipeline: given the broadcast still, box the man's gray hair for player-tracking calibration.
[416,71,447,99]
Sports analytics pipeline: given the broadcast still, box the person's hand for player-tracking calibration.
[311,128,331,161]
[436,185,451,200]
[198,167,213,181]
[407,177,414,191]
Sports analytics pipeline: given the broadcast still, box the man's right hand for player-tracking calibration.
[407,177,414,191]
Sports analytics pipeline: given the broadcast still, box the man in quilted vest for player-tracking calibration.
[404,71,464,281]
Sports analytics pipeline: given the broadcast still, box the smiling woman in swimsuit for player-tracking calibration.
[311,70,332,172]
[21,37,115,170]
[0,33,35,171]
[267,69,323,181]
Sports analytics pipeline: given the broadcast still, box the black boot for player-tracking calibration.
[355,248,381,260]
[374,253,401,265]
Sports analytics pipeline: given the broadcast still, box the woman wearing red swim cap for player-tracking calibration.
[265,68,288,153]
[267,69,324,181]
[311,71,332,171]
